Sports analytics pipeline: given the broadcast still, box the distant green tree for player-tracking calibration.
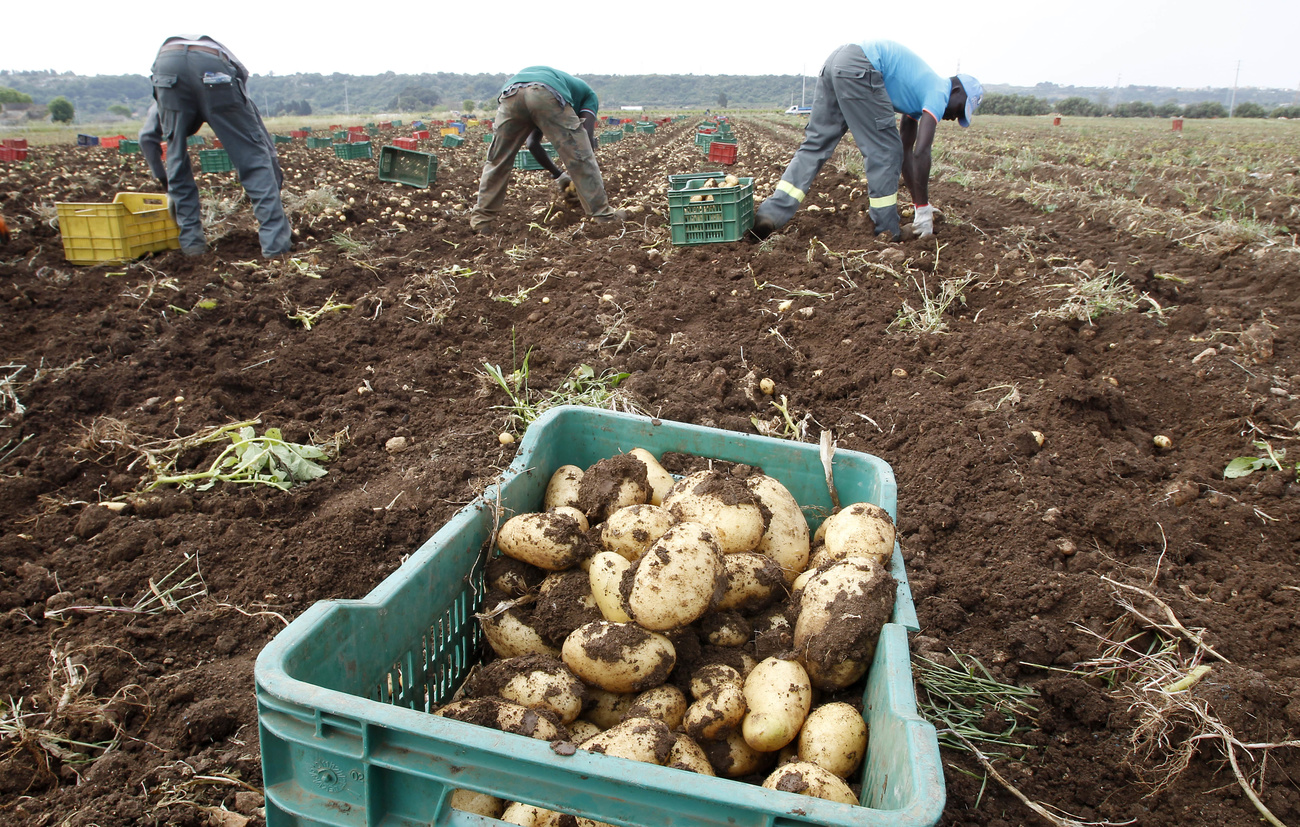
[717,91,728,108]
[1269,105,1300,119]
[0,86,33,104]
[1184,101,1227,119]
[1056,96,1102,117]
[462,99,474,114]
[390,85,439,110]
[108,103,132,117]
[1156,101,1182,118]
[48,96,74,122]
[1232,101,1267,118]
[1114,101,1156,118]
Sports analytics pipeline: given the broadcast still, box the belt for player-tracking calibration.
[160,43,224,58]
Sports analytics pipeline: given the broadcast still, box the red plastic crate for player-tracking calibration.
[392,137,418,150]
[378,121,392,129]
[0,147,27,161]
[328,124,341,131]
[100,135,127,149]
[290,130,308,139]
[412,130,430,140]
[347,125,365,133]
[708,141,738,165]
[3,138,27,149]
[212,138,223,148]
[348,131,370,143]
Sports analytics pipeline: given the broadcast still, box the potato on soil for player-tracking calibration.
[628,448,676,505]
[497,509,589,571]
[746,474,810,582]
[683,680,747,740]
[624,684,687,730]
[599,504,676,561]
[562,620,676,693]
[532,569,603,647]
[717,551,785,612]
[435,697,567,741]
[667,732,716,775]
[761,761,857,805]
[798,702,867,778]
[543,464,584,510]
[576,454,652,523]
[793,558,896,690]
[462,654,587,724]
[622,521,726,631]
[662,470,765,554]
[478,591,561,659]
[587,551,632,622]
[812,502,895,568]
[579,716,675,764]
[741,657,811,752]
[450,789,505,818]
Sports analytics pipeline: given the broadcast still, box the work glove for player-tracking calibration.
[912,204,935,238]
[555,173,580,205]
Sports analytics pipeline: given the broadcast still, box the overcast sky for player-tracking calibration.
[8,0,1298,92]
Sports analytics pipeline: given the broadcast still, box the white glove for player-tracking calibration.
[912,204,935,237]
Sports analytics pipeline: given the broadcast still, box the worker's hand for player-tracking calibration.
[555,173,580,205]
[912,204,935,238]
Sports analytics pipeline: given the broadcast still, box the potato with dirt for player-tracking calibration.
[435,696,568,741]
[811,501,895,569]
[561,620,677,693]
[576,453,652,523]
[497,507,590,571]
[741,656,811,752]
[622,521,726,631]
[599,503,676,561]
[461,653,588,724]
[662,470,765,554]
[579,716,676,764]
[798,701,868,778]
[746,473,811,582]
[793,558,896,689]
[761,761,858,804]
[478,590,562,659]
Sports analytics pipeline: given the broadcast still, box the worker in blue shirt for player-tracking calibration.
[752,40,982,242]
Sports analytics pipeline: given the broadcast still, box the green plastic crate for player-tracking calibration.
[332,141,373,160]
[273,134,293,144]
[513,143,557,171]
[256,406,938,827]
[198,148,233,173]
[442,134,464,148]
[482,132,495,143]
[635,122,656,133]
[332,130,348,142]
[668,171,727,190]
[378,145,438,188]
[118,139,141,155]
[668,176,755,245]
[623,122,634,133]
[306,136,332,149]
[186,135,206,147]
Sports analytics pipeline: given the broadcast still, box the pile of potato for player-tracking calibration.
[439,448,898,824]
[688,174,741,203]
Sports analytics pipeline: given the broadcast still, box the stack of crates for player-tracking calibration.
[348,131,370,144]
[332,141,372,160]
[55,192,179,263]
[0,138,29,161]
[199,148,234,173]
[667,174,754,245]
[708,140,739,165]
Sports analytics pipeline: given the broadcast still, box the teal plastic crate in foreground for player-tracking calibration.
[255,407,942,827]
[378,145,438,188]
[198,148,233,173]
[668,176,755,245]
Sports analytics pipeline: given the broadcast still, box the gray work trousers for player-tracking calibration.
[470,85,614,229]
[756,43,903,239]
[150,47,290,257]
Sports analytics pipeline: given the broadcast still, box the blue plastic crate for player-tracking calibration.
[255,407,941,827]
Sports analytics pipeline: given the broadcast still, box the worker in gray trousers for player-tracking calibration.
[752,40,982,242]
[148,36,290,258]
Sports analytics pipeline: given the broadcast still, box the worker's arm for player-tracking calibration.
[138,102,168,188]
[579,110,598,152]
[525,127,564,179]
[899,113,938,208]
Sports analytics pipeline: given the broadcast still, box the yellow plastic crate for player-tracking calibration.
[56,192,180,264]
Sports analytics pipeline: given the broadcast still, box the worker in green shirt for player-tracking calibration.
[470,66,625,233]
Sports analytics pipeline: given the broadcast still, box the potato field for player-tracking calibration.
[0,113,1298,827]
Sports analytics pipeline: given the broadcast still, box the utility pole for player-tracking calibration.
[801,63,806,108]
[344,81,349,116]
[1228,60,1240,117]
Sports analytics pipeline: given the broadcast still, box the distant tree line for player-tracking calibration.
[980,92,1300,119]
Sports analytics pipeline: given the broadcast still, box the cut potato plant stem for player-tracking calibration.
[481,353,641,432]
[147,426,329,491]
[913,652,1038,755]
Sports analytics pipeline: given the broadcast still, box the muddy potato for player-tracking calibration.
[625,684,687,730]
[662,470,765,554]
[501,802,547,827]
[588,551,633,622]
[464,654,587,724]
[629,448,676,505]
[667,732,716,775]
[580,687,635,729]
[689,663,744,699]
[813,502,895,568]
[576,454,652,523]
[747,474,811,582]
[562,620,677,693]
[794,558,896,690]
[567,719,602,742]
[683,680,747,740]
[478,592,561,659]
[700,610,751,647]
[486,555,546,598]
[761,761,858,805]
[623,522,726,631]
[533,569,603,646]
[717,551,785,612]
[435,697,567,741]
[753,606,795,660]
[497,508,589,571]
[450,789,505,819]
[705,728,775,778]
[742,657,811,752]
[798,702,867,778]
[580,716,675,764]
[599,504,676,561]
[543,464,584,510]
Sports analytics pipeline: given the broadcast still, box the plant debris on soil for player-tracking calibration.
[0,115,1298,827]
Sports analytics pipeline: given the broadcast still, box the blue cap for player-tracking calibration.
[956,74,983,127]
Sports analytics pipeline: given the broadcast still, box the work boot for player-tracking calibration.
[591,209,628,224]
[748,215,777,241]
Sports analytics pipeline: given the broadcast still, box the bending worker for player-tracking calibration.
[751,40,982,242]
[470,66,624,233]
[147,35,290,258]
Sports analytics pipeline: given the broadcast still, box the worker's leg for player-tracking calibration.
[470,92,534,230]
[150,51,207,254]
[834,48,904,239]
[755,45,851,230]
[528,88,614,218]
[188,51,291,257]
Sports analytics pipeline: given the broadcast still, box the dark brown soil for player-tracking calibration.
[0,116,1297,826]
